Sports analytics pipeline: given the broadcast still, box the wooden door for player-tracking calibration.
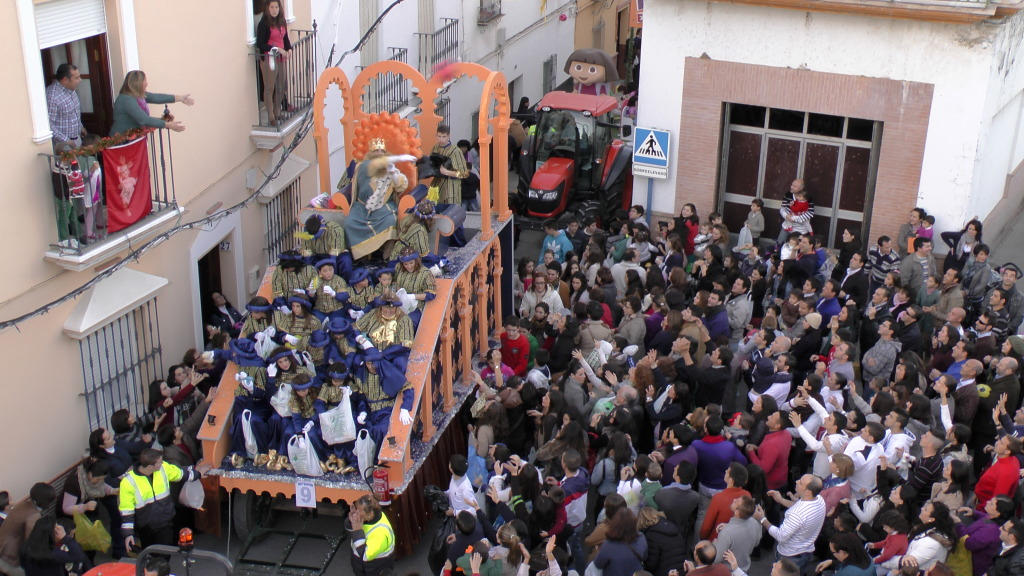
[41,34,114,136]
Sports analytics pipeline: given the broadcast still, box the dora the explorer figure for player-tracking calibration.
[564,49,619,96]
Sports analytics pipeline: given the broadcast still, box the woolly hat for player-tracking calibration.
[349,268,371,285]
[1008,335,1024,356]
[805,312,822,330]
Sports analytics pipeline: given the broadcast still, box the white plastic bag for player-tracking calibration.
[287,433,324,477]
[354,429,376,480]
[179,479,205,509]
[271,383,292,417]
[395,288,419,315]
[319,389,357,445]
[241,409,259,458]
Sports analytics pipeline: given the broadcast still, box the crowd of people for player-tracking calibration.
[428,192,1024,576]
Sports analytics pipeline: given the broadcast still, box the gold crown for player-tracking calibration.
[368,138,387,152]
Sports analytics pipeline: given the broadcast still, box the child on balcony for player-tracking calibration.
[81,135,104,244]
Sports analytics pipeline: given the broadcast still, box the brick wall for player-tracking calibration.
[677,57,934,244]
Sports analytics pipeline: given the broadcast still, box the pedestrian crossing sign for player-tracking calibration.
[633,127,670,179]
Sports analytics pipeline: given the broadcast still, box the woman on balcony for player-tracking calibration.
[110,71,192,136]
[257,0,292,126]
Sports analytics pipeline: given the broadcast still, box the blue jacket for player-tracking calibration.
[593,535,648,576]
[538,230,575,263]
[816,297,841,328]
[703,306,729,342]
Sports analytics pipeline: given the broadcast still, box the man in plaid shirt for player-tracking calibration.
[46,63,85,148]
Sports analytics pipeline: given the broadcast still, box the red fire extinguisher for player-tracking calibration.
[66,159,85,199]
[370,466,392,506]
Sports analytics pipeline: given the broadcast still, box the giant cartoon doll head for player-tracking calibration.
[564,49,619,95]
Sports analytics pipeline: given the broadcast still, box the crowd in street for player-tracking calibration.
[427,190,1024,576]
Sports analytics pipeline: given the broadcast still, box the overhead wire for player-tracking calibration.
[0,0,408,333]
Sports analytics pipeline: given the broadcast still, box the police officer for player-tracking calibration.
[119,448,207,551]
[346,494,395,576]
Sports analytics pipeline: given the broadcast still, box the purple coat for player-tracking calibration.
[692,436,747,490]
[955,511,1003,576]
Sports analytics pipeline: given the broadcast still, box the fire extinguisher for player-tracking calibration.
[367,465,392,506]
[66,159,85,199]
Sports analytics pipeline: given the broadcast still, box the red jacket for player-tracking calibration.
[747,429,792,490]
[700,486,751,541]
[500,332,531,377]
[975,455,1021,509]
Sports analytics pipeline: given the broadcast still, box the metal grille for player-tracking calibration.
[417,18,460,78]
[435,97,451,125]
[80,299,163,432]
[366,48,411,114]
[543,54,557,94]
[264,177,303,264]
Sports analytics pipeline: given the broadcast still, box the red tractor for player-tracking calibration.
[516,91,633,226]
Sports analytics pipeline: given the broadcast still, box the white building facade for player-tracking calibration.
[635,0,1024,248]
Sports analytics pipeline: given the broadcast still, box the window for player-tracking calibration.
[543,54,557,94]
[80,299,163,432]
[592,18,605,51]
[435,97,451,126]
[265,178,303,264]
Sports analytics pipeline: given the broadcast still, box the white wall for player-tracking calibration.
[636,1,1018,231]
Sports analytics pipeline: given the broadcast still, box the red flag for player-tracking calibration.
[103,137,152,232]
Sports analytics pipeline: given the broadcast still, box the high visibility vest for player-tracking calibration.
[354,514,395,561]
[118,462,183,532]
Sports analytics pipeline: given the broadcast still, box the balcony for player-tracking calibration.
[416,18,460,79]
[43,129,183,272]
[478,1,503,24]
[250,29,318,149]
[710,0,1022,24]
[361,48,413,115]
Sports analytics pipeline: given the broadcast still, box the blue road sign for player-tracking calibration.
[633,127,671,179]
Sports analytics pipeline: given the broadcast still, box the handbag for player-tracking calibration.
[73,513,111,553]
[319,389,357,445]
[354,428,376,479]
[241,409,259,458]
[287,432,324,477]
[271,383,292,417]
[179,479,206,509]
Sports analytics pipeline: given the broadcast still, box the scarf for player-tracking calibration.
[77,464,109,502]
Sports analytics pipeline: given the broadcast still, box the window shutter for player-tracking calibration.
[35,0,107,49]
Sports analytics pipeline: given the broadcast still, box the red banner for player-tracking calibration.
[103,137,152,233]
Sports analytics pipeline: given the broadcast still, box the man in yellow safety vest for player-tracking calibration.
[346,494,395,576]
[119,448,207,552]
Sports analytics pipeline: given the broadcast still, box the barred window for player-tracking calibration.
[265,177,303,264]
[435,97,451,126]
[543,54,557,94]
[80,299,163,432]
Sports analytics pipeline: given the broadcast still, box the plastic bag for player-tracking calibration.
[179,479,205,509]
[287,432,324,477]
[319,389,357,445]
[271,383,292,417]
[355,429,376,480]
[73,513,111,553]
[395,288,419,315]
[241,409,259,458]
[427,515,457,576]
